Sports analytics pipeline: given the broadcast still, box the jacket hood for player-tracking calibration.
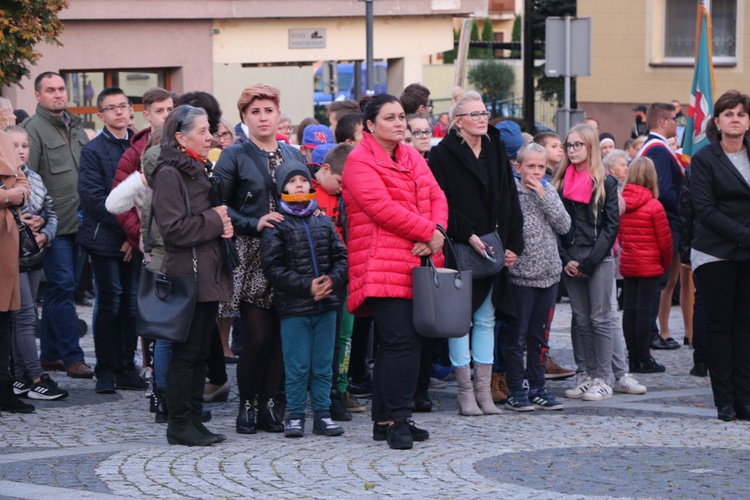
[155,145,207,179]
[130,126,151,149]
[622,183,653,212]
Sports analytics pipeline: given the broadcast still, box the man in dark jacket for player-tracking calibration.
[24,72,93,379]
[78,87,145,394]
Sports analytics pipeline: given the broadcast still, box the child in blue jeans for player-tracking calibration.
[505,143,571,411]
[261,160,348,437]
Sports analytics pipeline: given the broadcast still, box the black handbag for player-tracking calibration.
[452,230,505,279]
[9,207,46,271]
[136,176,197,343]
[412,225,473,338]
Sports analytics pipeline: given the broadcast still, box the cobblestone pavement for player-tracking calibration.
[1,301,748,499]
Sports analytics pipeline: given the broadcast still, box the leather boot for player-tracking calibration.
[165,369,214,446]
[474,364,502,415]
[454,366,482,416]
[236,399,257,434]
[491,373,508,403]
[256,397,285,432]
[191,367,226,443]
[154,387,168,424]
[0,380,35,413]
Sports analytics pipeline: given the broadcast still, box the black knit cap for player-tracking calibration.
[275,160,313,197]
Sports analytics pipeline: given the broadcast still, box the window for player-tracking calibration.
[61,69,171,129]
[664,0,736,63]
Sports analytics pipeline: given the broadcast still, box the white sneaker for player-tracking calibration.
[614,373,647,395]
[564,374,592,399]
[582,378,613,401]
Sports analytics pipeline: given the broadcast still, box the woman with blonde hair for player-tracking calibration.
[0,98,16,131]
[554,124,620,401]
[429,90,524,416]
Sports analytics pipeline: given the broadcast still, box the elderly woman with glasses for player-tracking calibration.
[428,90,524,417]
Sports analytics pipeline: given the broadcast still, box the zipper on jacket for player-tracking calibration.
[303,220,323,311]
[239,191,253,211]
[93,222,100,240]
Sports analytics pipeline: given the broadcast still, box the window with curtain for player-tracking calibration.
[664,0,736,60]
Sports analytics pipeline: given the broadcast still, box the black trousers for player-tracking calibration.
[0,312,11,382]
[206,323,228,385]
[691,273,708,366]
[169,302,219,371]
[623,276,661,359]
[366,298,420,422]
[694,261,750,407]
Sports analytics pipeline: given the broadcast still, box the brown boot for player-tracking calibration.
[545,356,576,380]
[454,366,482,416]
[474,364,502,415]
[491,373,508,403]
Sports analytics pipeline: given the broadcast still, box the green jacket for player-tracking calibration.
[24,104,89,236]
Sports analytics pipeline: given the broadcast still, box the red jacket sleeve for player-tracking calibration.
[652,201,673,271]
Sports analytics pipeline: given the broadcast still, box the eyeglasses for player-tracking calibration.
[424,102,434,111]
[564,141,585,151]
[214,131,232,141]
[411,129,432,139]
[664,116,677,122]
[100,103,132,113]
[455,111,491,121]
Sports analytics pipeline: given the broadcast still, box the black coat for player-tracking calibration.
[77,128,132,257]
[260,206,348,318]
[429,126,524,319]
[212,140,305,236]
[691,137,750,261]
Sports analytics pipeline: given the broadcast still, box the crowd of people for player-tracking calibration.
[1,74,748,452]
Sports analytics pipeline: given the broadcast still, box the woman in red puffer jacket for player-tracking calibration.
[342,94,447,450]
[618,156,672,374]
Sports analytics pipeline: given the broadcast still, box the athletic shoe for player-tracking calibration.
[313,412,345,436]
[690,363,708,377]
[386,420,413,450]
[504,390,535,412]
[27,374,69,401]
[342,391,366,413]
[564,373,592,399]
[582,378,613,401]
[12,377,31,396]
[95,371,116,394]
[373,419,429,442]
[614,373,647,395]
[529,388,564,410]
[284,417,305,438]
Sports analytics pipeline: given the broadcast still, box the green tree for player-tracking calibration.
[0,0,68,87]
[468,61,515,101]
[511,15,522,58]
[481,19,495,60]
[468,20,482,59]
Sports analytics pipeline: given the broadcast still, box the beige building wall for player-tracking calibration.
[577,0,749,144]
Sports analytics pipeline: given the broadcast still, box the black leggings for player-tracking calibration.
[622,276,661,359]
[0,312,11,382]
[236,302,283,403]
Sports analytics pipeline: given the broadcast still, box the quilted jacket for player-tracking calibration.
[260,206,348,318]
[111,127,151,249]
[618,183,673,278]
[342,132,448,315]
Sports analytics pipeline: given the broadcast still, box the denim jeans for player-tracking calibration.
[12,270,45,380]
[506,284,558,392]
[89,252,140,375]
[40,234,86,366]
[280,311,336,415]
[154,339,172,390]
[449,286,495,368]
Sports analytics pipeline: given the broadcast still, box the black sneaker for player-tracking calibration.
[116,370,148,391]
[386,420,413,450]
[27,374,69,401]
[348,381,372,398]
[505,390,535,412]
[313,411,345,436]
[529,388,563,411]
[284,416,305,438]
[634,356,666,374]
[373,419,429,442]
[12,377,31,396]
[329,394,352,421]
[95,371,116,394]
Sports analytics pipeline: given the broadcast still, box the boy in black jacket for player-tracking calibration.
[260,160,348,438]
